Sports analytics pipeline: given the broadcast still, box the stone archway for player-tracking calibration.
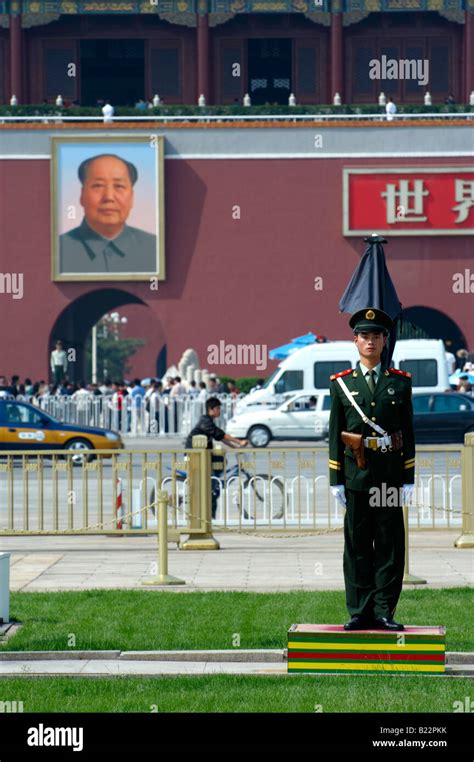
[48,288,154,383]
[398,306,467,356]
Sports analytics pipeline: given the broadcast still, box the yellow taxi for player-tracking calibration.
[0,399,123,460]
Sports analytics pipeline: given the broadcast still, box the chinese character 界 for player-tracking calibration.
[452,179,474,223]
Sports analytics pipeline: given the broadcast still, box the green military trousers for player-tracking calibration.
[343,488,405,619]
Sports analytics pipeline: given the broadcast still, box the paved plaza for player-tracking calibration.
[1,530,471,592]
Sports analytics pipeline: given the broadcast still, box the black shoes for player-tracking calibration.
[344,615,372,630]
[344,614,405,631]
[373,616,404,631]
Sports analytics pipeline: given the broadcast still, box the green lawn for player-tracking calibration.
[0,674,472,713]
[3,588,473,652]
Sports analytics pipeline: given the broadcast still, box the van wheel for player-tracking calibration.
[248,426,271,448]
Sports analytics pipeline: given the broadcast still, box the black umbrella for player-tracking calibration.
[339,234,402,366]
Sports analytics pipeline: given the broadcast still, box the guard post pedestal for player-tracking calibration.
[180,435,220,550]
[288,624,446,674]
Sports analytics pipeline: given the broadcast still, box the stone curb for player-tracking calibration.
[0,650,122,660]
[0,649,472,664]
[0,664,472,678]
[0,649,285,662]
[446,652,474,665]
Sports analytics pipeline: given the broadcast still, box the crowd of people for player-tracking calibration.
[448,349,474,393]
[0,374,242,405]
[1,343,473,406]
[0,373,246,435]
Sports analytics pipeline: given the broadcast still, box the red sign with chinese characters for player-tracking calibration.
[343,168,474,236]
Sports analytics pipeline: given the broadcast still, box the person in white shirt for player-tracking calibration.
[385,97,397,121]
[445,350,456,376]
[102,100,114,123]
[147,381,164,433]
[188,380,199,397]
[99,379,113,396]
[72,382,92,403]
[170,376,186,396]
[50,340,68,384]
[144,383,155,402]
[72,382,93,425]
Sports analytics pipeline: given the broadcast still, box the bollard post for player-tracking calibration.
[116,477,123,530]
[455,432,474,548]
[180,435,220,550]
[0,553,10,623]
[142,490,185,585]
[402,503,427,585]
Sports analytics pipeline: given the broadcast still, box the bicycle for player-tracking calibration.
[149,456,287,521]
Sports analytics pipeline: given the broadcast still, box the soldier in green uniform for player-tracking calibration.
[328,308,415,631]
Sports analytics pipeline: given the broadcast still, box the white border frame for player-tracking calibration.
[343,166,474,237]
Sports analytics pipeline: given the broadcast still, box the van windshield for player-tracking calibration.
[262,369,280,389]
[274,370,304,394]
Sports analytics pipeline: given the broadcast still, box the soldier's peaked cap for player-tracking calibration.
[349,307,393,335]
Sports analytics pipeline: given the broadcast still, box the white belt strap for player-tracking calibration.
[336,376,388,438]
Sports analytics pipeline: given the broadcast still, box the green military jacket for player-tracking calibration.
[328,361,415,491]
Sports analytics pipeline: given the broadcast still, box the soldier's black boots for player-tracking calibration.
[374,616,404,631]
[344,615,372,630]
[344,614,405,631]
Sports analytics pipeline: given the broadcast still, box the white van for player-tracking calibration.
[236,339,449,413]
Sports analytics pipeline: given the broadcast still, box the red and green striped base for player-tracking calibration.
[287,624,445,674]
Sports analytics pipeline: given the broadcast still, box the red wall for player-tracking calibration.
[0,155,472,382]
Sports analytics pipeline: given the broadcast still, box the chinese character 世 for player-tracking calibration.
[381,179,429,224]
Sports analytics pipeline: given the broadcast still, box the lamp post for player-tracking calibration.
[92,325,97,383]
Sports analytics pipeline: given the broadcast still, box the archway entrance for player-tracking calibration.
[48,289,166,383]
[397,306,467,355]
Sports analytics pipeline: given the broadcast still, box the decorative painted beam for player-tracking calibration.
[1,0,468,17]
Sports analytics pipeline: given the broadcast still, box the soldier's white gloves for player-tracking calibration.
[331,485,346,508]
[402,484,415,505]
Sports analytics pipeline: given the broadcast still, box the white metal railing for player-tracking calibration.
[210,472,463,528]
[0,113,472,123]
[15,393,242,438]
[207,446,464,529]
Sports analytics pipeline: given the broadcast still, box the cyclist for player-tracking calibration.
[185,397,248,519]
